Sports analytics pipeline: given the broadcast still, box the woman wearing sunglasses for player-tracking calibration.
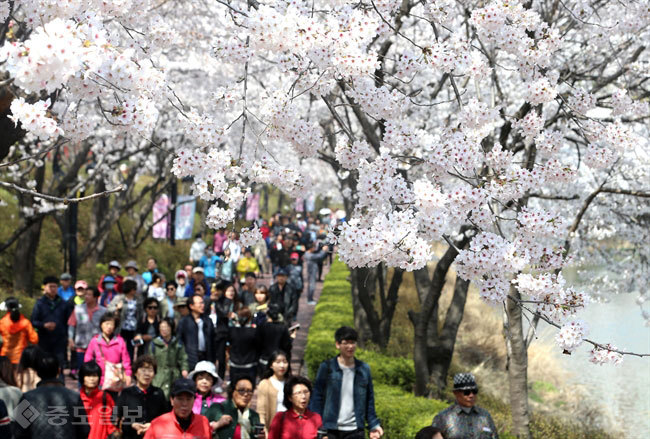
[207,375,265,439]
[431,372,498,439]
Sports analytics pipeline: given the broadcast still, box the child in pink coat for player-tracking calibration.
[84,311,132,388]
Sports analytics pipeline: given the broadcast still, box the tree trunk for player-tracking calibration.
[12,165,46,295]
[410,232,472,397]
[350,268,372,347]
[428,276,470,397]
[505,286,532,439]
[86,180,110,265]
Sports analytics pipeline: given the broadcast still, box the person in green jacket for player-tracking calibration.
[207,375,265,439]
[149,317,189,398]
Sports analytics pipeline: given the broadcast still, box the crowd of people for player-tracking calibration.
[0,212,499,439]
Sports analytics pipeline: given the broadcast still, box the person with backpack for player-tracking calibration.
[310,326,383,439]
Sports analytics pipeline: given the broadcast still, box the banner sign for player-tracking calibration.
[152,194,170,239]
[174,195,196,240]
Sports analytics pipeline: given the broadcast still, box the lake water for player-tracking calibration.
[539,273,650,437]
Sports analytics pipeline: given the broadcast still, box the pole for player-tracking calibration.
[169,179,177,246]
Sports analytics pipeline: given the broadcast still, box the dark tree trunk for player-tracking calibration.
[86,180,110,265]
[12,165,46,295]
[410,233,471,397]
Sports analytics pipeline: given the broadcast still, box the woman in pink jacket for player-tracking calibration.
[84,311,132,390]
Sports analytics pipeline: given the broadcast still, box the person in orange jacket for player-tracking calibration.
[0,297,39,365]
[144,378,212,439]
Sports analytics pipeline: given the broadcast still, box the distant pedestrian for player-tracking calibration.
[0,297,38,365]
[228,307,259,382]
[98,260,124,294]
[67,286,106,379]
[303,243,328,305]
[149,317,189,399]
[269,269,299,322]
[107,279,143,358]
[190,233,207,264]
[310,326,383,439]
[143,257,159,285]
[58,272,75,301]
[31,275,72,378]
[125,260,147,297]
[176,294,215,370]
[431,373,498,439]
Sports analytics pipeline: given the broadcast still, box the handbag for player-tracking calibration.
[95,335,127,392]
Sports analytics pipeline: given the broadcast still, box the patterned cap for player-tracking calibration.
[453,372,478,391]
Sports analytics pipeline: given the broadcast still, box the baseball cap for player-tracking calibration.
[60,273,72,281]
[75,280,88,290]
[170,378,196,397]
[192,266,204,274]
[290,252,299,260]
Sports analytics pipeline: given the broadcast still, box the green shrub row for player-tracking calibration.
[305,258,442,437]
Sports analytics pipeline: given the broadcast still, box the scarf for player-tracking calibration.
[237,407,251,439]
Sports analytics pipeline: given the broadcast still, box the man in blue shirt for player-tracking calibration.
[310,326,383,439]
[57,272,75,301]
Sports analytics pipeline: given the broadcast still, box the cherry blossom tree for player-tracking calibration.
[1,0,649,436]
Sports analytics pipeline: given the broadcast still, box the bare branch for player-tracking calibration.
[0,181,124,205]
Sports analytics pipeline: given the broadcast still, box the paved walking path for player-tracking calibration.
[63,260,330,390]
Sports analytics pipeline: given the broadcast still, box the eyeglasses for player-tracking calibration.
[166,287,175,291]
[463,388,479,396]
[292,390,310,397]
[235,389,254,396]
[147,306,159,310]
[339,340,356,346]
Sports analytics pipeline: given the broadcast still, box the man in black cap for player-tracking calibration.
[268,268,298,322]
[431,372,498,439]
[144,378,211,439]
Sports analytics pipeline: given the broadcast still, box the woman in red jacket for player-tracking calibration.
[268,375,325,439]
[79,360,118,439]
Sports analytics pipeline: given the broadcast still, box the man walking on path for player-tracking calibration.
[176,294,215,370]
[310,326,383,439]
[431,372,498,439]
[31,276,72,378]
[268,269,298,323]
[303,244,328,305]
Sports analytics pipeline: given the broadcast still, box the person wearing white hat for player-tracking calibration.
[185,266,209,297]
[188,360,225,416]
[431,372,498,439]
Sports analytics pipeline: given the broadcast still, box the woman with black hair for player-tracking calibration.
[17,345,42,391]
[134,297,161,356]
[206,375,264,439]
[149,317,188,398]
[256,350,289,433]
[0,296,38,366]
[84,311,132,391]
[79,360,118,439]
[267,375,323,439]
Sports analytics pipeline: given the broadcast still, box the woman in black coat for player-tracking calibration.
[256,303,293,375]
[227,306,258,382]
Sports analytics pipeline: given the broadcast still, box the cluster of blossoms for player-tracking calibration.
[239,224,263,248]
[555,319,589,353]
[589,344,624,365]
[515,273,589,323]
[9,98,63,140]
[335,139,373,170]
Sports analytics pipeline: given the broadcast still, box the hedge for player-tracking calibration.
[305,258,443,437]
